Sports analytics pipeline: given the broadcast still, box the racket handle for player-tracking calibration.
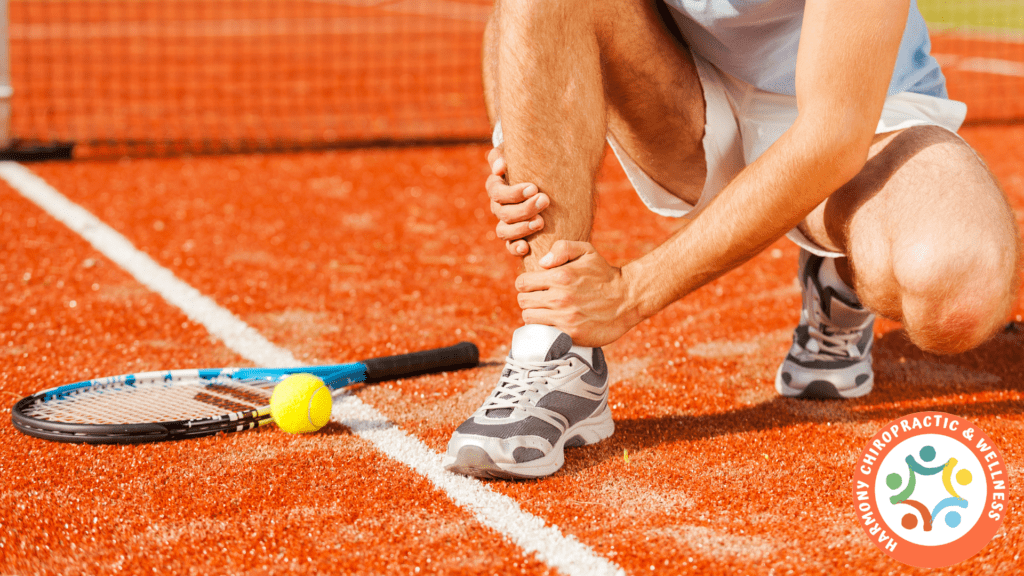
[362,341,479,383]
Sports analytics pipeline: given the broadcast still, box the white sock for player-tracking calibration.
[510,324,594,364]
[818,257,859,304]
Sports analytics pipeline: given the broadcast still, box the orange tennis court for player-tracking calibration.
[2,1,1023,575]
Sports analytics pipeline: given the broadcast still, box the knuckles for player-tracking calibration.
[562,323,584,342]
[496,222,532,241]
[552,292,572,307]
[495,223,512,240]
[485,174,505,195]
[493,202,530,224]
[550,240,570,253]
[550,270,573,286]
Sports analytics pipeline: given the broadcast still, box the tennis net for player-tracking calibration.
[2,0,1022,159]
[3,0,492,158]
[924,0,1024,127]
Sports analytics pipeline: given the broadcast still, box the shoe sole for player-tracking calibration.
[444,406,615,480]
[774,364,873,400]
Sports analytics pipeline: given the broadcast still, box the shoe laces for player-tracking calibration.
[804,293,872,360]
[481,356,573,414]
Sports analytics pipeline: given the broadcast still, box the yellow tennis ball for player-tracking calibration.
[270,373,332,434]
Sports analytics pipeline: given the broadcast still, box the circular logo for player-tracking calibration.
[851,412,1008,568]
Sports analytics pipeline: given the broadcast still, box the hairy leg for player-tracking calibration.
[482,11,498,123]
[800,126,1021,354]
[487,0,705,272]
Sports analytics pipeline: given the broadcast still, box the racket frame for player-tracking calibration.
[11,341,478,444]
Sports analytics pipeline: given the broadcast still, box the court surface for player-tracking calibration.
[3,31,1024,576]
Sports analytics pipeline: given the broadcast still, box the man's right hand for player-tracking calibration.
[486,147,549,256]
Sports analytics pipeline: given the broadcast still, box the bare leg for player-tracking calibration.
[446,1,711,481]
[487,0,706,272]
[800,126,1021,353]
[482,12,498,123]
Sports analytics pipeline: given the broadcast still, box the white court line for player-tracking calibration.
[10,15,481,41]
[0,161,623,576]
[934,53,1024,78]
[928,25,1024,44]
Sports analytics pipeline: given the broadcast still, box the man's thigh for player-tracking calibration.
[601,0,707,205]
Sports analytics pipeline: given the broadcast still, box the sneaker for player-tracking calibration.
[775,249,875,399]
[444,324,613,479]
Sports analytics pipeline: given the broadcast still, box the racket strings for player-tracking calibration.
[23,377,275,425]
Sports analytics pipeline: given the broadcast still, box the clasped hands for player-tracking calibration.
[486,147,640,347]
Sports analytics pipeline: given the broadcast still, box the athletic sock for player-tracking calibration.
[511,324,595,365]
[817,256,860,305]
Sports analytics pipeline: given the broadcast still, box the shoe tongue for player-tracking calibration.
[510,325,572,362]
[824,288,873,327]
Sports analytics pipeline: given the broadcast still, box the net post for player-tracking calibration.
[0,0,10,151]
[0,2,72,161]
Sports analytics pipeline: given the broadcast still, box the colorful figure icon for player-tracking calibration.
[887,446,972,532]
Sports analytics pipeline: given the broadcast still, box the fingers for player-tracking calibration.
[487,147,506,176]
[519,308,605,347]
[496,217,544,242]
[516,268,569,293]
[517,284,567,308]
[510,242,629,348]
[516,256,587,293]
[490,192,549,224]
[506,240,530,256]
[521,308,572,333]
[485,145,548,255]
[487,175,544,206]
[517,291,582,340]
[538,240,594,268]
[513,241,595,286]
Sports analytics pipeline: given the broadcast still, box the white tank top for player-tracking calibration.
[663,0,947,98]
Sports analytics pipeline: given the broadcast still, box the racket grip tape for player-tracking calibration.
[362,341,479,383]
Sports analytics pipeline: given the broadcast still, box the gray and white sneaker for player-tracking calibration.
[776,249,875,399]
[444,324,613,479]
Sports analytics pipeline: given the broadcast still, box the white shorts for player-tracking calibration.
[493,54,968,258]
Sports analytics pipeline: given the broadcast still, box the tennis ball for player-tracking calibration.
[270,373,332,434]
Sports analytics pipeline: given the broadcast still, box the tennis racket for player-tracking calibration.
[11,341,478,445]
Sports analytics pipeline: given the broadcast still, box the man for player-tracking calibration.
[442,0,1021,480]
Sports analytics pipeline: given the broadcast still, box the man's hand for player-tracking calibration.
[515,240,641,347]
[486,147,549,256]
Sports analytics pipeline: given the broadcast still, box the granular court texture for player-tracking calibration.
[2,44,1023,576]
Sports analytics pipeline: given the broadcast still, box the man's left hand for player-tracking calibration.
[515,240,640,347]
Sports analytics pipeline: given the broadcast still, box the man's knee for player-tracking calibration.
[894,233,1020,354]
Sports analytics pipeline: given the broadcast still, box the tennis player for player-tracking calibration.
[444,0,1021,479]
